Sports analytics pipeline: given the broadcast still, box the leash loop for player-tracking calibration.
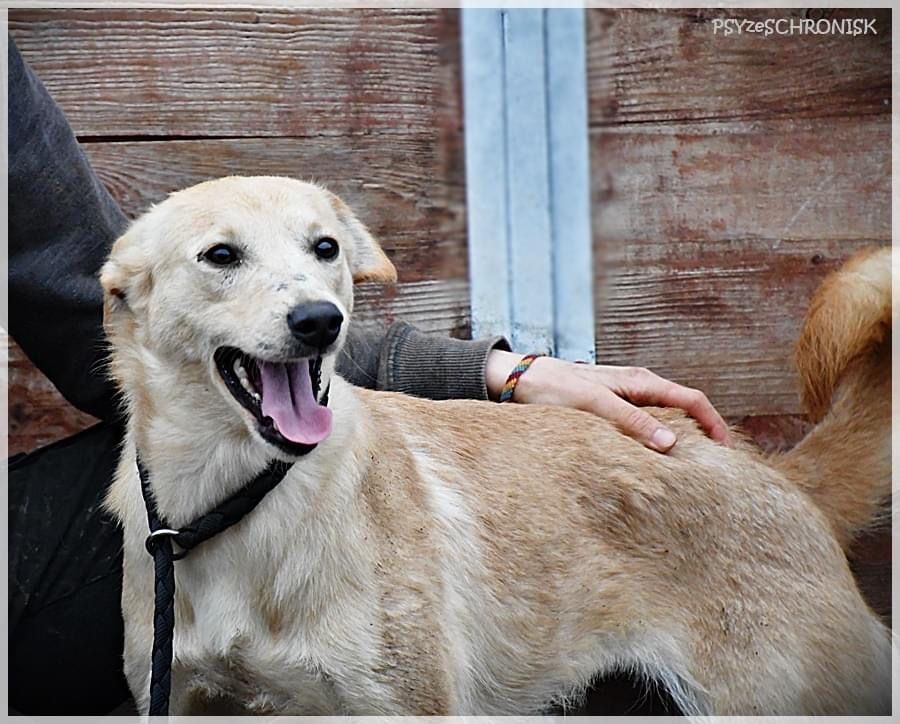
[145,528,182,556]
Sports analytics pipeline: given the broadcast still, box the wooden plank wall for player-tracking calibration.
[8,8,890,618]
[586,7,891,618]
[8,8,468,454]
[588,7,891,423]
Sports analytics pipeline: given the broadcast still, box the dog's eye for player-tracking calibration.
[313,237,339,261]
[201,244,241,267]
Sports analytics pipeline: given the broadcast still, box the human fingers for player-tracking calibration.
[580,386,678,453]
[603,366,731,445]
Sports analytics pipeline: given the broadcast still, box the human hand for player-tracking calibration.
[485,350,730,453]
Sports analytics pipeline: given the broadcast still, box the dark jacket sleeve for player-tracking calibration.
[7,37,128,421]
[338,322,510,400]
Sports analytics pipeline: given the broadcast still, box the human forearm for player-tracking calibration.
[338,321,509,400]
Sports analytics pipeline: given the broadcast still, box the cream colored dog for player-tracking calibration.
[102,176,892,715]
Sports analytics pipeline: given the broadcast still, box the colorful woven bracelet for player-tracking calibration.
[498,353,542,403]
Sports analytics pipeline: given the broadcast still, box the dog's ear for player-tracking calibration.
[328,193,397,284]
[100,224,152,315]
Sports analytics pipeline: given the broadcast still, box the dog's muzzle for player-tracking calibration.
[213,347,332,455]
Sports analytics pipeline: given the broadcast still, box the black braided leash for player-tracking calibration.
[137,456,294,715]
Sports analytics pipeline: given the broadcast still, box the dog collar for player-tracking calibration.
[135,383,329,715]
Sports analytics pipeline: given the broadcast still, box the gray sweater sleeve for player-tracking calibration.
[8,38,129,421]
[338,321,510,400]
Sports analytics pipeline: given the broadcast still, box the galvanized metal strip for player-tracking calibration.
[502,9,554,353]
[546,9,595,362]
[462,8,594,359]
[461,9,511,341]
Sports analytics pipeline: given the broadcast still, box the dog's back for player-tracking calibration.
[359,394,889,713]
[354,248,893,715]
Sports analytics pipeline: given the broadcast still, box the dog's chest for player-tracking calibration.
[165,535,392,715]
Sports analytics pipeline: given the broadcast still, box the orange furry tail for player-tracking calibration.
[780,247,892,551]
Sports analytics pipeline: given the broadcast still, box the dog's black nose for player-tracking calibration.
[287,302,343,349]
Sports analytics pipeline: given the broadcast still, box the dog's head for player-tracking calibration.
[101,176,396,457]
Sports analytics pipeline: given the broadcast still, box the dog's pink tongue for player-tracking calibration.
[259,361,332,445]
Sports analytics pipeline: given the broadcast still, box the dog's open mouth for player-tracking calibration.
[213,347,333,454]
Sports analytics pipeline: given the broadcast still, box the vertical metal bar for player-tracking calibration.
[462,9,511,341]
[502,9,554,353]
[546,9,595,362]
[463,7,594,359]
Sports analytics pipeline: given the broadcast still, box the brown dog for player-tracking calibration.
[101,176,892,715]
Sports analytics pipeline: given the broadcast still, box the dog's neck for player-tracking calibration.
[123,359,348,529]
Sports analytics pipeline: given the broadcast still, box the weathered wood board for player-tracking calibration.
[587,9,891,418]
[9,9,460,139]
[587,8,891,126]
[593,119,890,248]
[594,235,885,417]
